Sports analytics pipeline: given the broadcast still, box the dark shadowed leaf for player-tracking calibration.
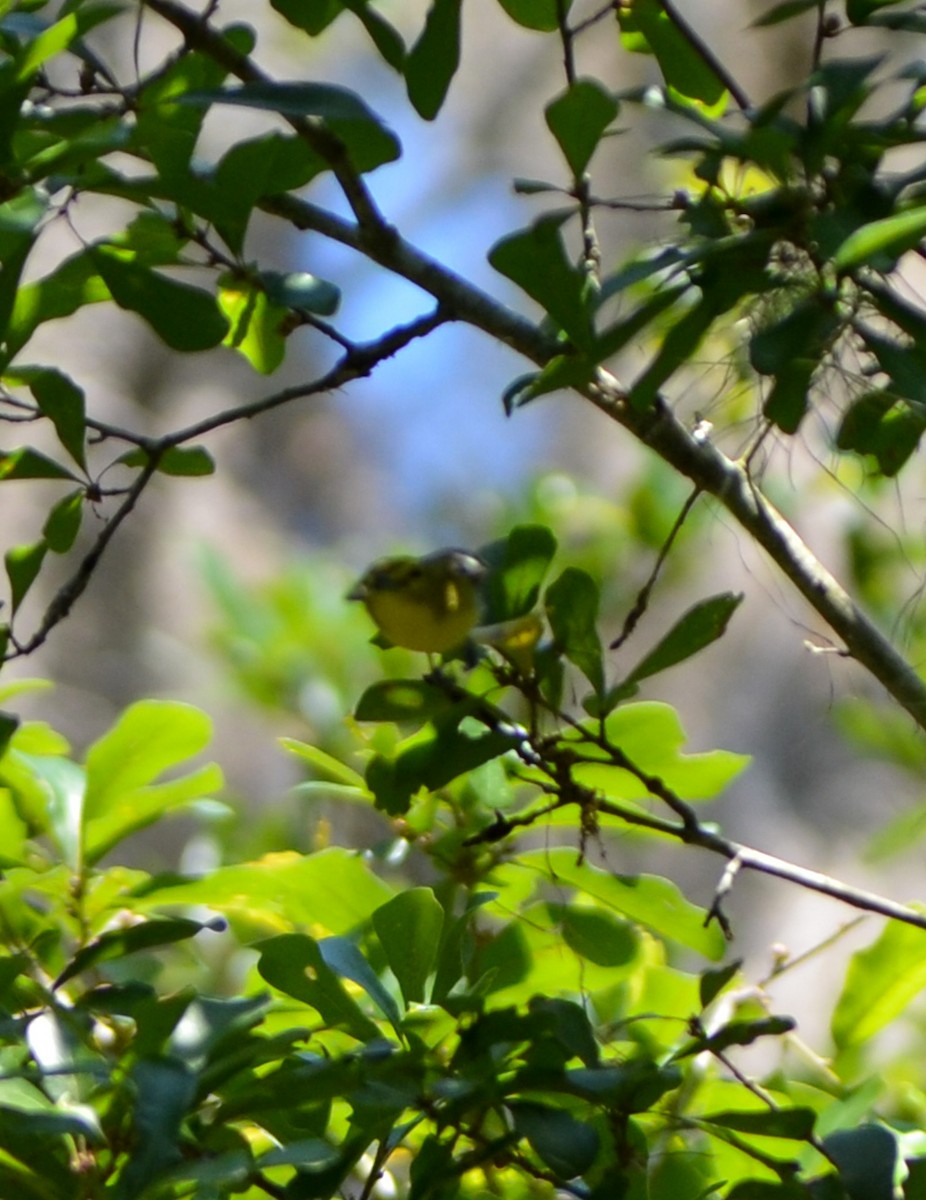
[41,491,83,554]
[406,0,462,119]
[372,888,444,1005]
[495,0,571,30]
[545,79,619,177]
[479,523,557,622]
[489,217,594,351]
[92,247,228,352]
[508,1102,599,1177]
[545,568,604,696]
[5,540,46,614]
[621,593,743,687]
[55,917,216,987]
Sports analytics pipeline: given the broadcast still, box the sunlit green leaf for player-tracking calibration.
[618,593,743,691]
[617,0,728,113]
[834,206,926,271]
[831,915,926,1050]
[509,848,725,958]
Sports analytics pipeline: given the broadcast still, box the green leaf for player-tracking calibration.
[137,847,394,936]
[511,848,725,958]
[495,0,570,31]
[703,1107,816,1139]
[0,713,18,762]
[834,206,926,271]
[26,754,85,869]
[0,190,46,352]
[182,82,400,174]
[55,917,214,987]
[699,960,742,1008]
[629,288,729,410]
[82,701,220,862]
[280,739,366,788]
[406,0,462,120]
[545,567,604,697]
[823,1125,897,1200]
[752,0,826,26]
[42,490,83,553]
[549,903,638,967]
[5,250,110,361]
[269,0,343,35]
[120,446,215,477]
[5,541,46,614]
[673,1015,796,1057]
[508,1102,599,1177]
[91,247,229,352]
[846,0,910,24]
[574,703,749,802]
[617,0,728,113]
[270,0,406,68]
[257,933,382,1041]
[366,718,515,815]
[372,888,444,1006]
[545,79,619,177]
[620,593,743,689]
[0,447,78,481]
[13,12,79,82]
[208,133,328,253]
[489,217,595,351]
[479,523,557,622]
[831,915,926,1050]
[116,1059,196,1199]
[355,680,453,725]
[8,367,86,469]
[217,276,287,374]
[261,270,340,316]
[836,391,925,477]
[319,935,402,1027]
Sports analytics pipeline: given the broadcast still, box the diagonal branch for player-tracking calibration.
[259,192,926,734]
[598,794,926,933]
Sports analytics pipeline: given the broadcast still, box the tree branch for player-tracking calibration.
[590,796,926,933]
[261,190,926,734]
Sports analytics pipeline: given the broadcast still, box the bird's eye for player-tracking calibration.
[406,565,424,581]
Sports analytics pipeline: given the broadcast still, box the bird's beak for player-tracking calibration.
[346,581,367,601]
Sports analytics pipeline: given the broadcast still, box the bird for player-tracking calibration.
[347,549,487,654]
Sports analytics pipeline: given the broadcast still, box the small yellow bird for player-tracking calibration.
[348,549,487,654]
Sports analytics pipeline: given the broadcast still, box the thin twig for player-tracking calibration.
[555,0,601,287]
[610,485,701,651]
[7,454,161,660]
[158,307,449,448]
[592,794,926,932]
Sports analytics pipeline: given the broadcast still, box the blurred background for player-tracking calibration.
[8,0,926,1045]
